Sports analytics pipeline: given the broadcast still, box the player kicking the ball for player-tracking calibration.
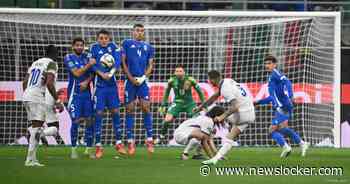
[194,70,256,165]
[255,55,309,158]
[158,65,205,144]
[122,24,155,155]
[174,106,225,160]
[23,45,63,166]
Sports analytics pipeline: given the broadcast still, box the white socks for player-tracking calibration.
[43,126,57,136]
[26,127,39,162]
[183,138,200,154]
[213,140,233,160]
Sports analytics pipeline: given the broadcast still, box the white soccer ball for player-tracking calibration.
[100,53,115,68]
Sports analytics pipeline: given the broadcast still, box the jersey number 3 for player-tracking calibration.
[237,84,247,97]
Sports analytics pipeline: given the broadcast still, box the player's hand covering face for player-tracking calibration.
[98,34,110,47]
[133,27,145,41]
[174,67,185,79]
[73,41,84,55]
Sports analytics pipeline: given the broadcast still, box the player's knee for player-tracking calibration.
[279,121,288,129]
[141,104,150,113]
[126,104,134,114]
[269,125,278,134]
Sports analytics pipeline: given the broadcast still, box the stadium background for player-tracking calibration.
[0,0,348,147]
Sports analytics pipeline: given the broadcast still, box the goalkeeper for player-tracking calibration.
[158,65,206,142]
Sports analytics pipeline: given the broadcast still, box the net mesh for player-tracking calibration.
[0,11,336,146]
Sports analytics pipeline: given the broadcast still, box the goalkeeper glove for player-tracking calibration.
[158,104,167,115]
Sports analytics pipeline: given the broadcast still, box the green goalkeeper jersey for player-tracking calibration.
[162,75,205,105]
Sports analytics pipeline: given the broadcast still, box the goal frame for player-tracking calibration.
[0,8,341,147]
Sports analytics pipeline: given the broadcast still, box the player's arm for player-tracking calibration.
[162,80,172,105]
[282,77,294,100]
[145,45,155,78]
[215,99,239,122]
[45,62,59,101]
[208,137,218,155]
[191,77,206,103]
[201,135,214,158]
[79,74,94,91]
[71,60,96,78]
[22,73,29,91]
[121,54,138,85]
[194,91,220,113]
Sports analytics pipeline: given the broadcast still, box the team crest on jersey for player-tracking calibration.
[98,50,103,54]
[108,47,112,53]
[144,45,147,51]
[131,44,136,48]
[68,61,75,68]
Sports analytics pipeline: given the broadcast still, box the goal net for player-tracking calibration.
[0,9,341,147]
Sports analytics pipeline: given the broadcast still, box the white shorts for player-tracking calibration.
[174,127,194,145]
[45,105,59,123]
[226,110,255,132]
[24,101,46,122]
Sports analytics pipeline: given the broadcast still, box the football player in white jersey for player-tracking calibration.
[174,106,225,160]
[22,45,63,167]
[194,70,255,165]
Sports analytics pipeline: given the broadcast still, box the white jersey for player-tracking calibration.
[178,115,215,135]
[219,78,254,112]
[23,58,58,103]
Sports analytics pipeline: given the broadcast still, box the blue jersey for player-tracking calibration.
[88,42,121,87]
[258,69,293,111]
[122,39,155,77]
[64,53,92,99]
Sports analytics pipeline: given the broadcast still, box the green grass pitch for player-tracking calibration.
[0,146,349,184]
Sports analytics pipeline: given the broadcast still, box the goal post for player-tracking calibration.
[0,8,341,147]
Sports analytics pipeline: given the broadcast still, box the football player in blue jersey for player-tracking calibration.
[64,38,95,159]
[122,24,155,155]
[89,29,126,158]
[255,55,309,157]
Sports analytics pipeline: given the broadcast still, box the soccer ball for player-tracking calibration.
[100,53,115,68]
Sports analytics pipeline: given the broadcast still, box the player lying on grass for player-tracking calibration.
[255,55,309,157]
[174,106,225,160]
[64,37,96,159]
[193,70,256,165]
[23,45,63,167]
[158,65,205,144]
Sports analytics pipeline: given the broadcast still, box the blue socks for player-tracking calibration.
[126,113,134,140]
[271,131,286,147]
[279,127,301,144]
[112,113,121,142]
[94,113,103,145]
[143,112,153,138]
[70,122,79,147]
[85,123,94,147]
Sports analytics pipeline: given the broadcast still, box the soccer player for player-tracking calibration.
[89,29,125,159]
[174,106,225,160]
[255,55,309,157]
[158,65,205,143]
[64,37,96,159]
[193,70,256,165]
[122,24,155,155]
[23,45,63,166]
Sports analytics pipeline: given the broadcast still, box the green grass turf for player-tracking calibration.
[0,146,349,184]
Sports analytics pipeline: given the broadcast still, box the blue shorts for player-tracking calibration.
[68,93,94,121]
[124,80,150,104]
[94,86,120,111]
[272,108,292,125]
